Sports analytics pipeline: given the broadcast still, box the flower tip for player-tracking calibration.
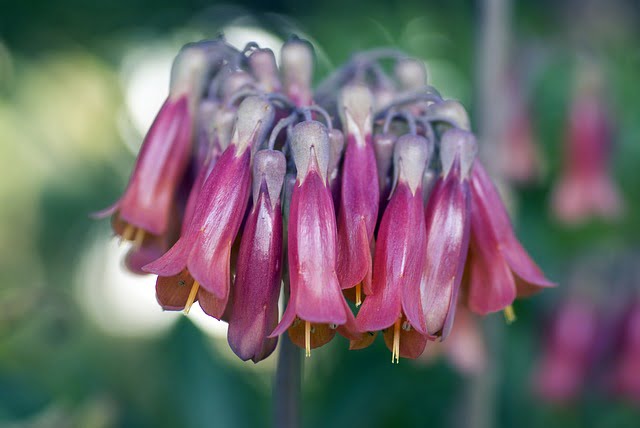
[291,120,330,181]
[231,96,275,152]
[440,128,477,179]
[395,58,428,90]
[339,84,374,139]
[425,100,471,131]
[248,48,281,92]
[253,149,286,205]
[392,134,431,194]
[281,36,314,76]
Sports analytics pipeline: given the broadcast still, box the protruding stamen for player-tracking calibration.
[355,283,362,307]
[305,321,311,358]
[402,320,411,331]
[133,227,145,248]
[184,281,200,315]
[504,305,516,324]
[392,317,401,364]
[121,223,135,243]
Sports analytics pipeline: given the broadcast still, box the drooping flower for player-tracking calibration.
[270,121,357,356]
[463,160,555,315]
[534,298,599,403]
[144,96,275,318]
[356,134,433,362]
[227,150,286,363]
[609,298,640,403]
[336,85,379,303]
[551,65,624,224]
[97,41,233,246]
[414,128,474,339]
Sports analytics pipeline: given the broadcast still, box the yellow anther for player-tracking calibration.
[355,283,362,307]
[305,321,311,358]
[184,281,200,315]
[392,318,401,364]
[133,227,145,248]
[121,223,135,242]
[504,305,516,324]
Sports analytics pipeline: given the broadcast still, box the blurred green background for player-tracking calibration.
[1,0,640,427]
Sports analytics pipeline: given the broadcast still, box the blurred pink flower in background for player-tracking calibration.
[551,63,624,224]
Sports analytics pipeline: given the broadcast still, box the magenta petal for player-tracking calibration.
[142,236,191,277]
[187,147,251,298]
[421,169,471,338]
[465,195,517,314]
[336,136,379,292]
[471,162,555,292]
[289,170,347,325]
[198,288,230,320]
[117,95,193,235]
[227,175,283,362]
[358,183,426,334]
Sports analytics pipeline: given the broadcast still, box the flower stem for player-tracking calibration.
[273,263,301,428]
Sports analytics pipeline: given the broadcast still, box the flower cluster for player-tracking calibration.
[99,36,554,363]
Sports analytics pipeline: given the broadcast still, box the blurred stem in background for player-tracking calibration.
[459,0,511,427]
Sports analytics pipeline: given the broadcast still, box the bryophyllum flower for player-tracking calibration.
[227,150,285,363]
[97,41,233,246]
[551,65,624,224]
[144,96,275,318]
[463,160,555,315]
[414,128,474,339]
[270,121,357,356]
[336,85,379,304]
[356,134,433,362]
[609,298,640,403]
[97,36,555,364]
[534,298,599,403]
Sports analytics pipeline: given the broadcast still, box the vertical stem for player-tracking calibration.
[273,253,301,427]
[459,1,511,428]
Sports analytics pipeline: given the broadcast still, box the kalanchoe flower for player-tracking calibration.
[463,161,555,315]
[270,121,357,356]
[534,298,599,403]
[97,41,232,245]
[248,48,282,93]
[356,134,433,362]
[227,150,285,363]
[609,298,640,403]
[414,128,474,339]
[280,37,314,107]
[336,85,379,304]
[551,65,624,224]
[144,96,275,318]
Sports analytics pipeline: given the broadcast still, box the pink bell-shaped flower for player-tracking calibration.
[270,121,357,356]
[144,96,275,318]
[336,85,379,304]
[356,134,433,362]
